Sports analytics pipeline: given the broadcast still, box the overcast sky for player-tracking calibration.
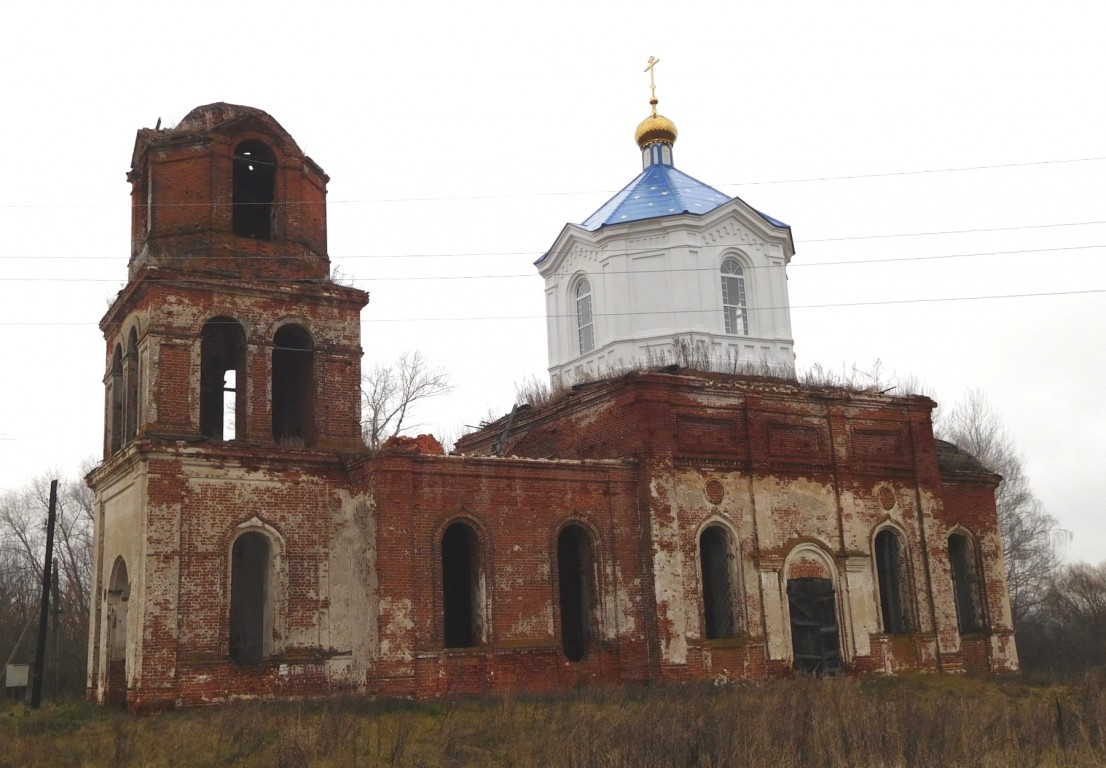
[1,1,1102,562]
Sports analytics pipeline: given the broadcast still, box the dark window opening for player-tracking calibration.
[233,140,277,240]
[949,533,984,634]
[788,577,842,675]
[272,325,315,445]
[875,529,911,634]
[230,532,270,666]
[124,328,139,442]
[700,526,737,639]
[442,522,480,648]
[558,525,596,662]
[109,346,124,453]
[201,318,247,441]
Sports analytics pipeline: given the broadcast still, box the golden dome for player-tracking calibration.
[635,110,677,149]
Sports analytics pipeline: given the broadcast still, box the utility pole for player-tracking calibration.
[30,479,57,708]
[52,560,60,696]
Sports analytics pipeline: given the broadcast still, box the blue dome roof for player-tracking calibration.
[580,163,729,231]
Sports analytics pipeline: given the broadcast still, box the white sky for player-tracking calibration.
[1,1,1102,563]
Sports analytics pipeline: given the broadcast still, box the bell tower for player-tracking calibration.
[100,103,367,452]
[87,105,368,709]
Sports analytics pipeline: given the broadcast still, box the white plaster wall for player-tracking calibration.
[541,201,796,385]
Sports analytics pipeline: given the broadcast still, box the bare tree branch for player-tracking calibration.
[361,350,454,449]
[937,389,1066,626]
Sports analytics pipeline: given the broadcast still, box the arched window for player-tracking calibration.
[230,532,272,666]
[721,258,748,336]
[441,522,482,648]
[124,327,140,442]
[575,279,594,354]
[272,324,315,445]
[874,529,911,634]
[699,525,738,639]
[200,318,247,441]
[109,345,124,454]
[233,140,277,240]
[557,525,597,661]
[948,533,984,634]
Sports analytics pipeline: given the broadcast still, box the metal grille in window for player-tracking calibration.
[721,259,748,335]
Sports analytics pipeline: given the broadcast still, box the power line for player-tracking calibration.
[4,287,1103,327]
[4,219,1105,265]
[1,154,1103,209]
[2,243,1102,283]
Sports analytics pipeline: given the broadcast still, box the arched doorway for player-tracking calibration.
[105,557,130,705]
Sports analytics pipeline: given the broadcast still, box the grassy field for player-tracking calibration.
[3,672,1105,767]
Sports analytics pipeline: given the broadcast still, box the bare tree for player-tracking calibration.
[0,467,95,693]
[362,350,454,449]
[937,390,1066,626]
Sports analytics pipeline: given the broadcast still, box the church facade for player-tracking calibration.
[86,100,1016,711]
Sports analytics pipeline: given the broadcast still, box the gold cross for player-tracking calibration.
[644,56,660,114]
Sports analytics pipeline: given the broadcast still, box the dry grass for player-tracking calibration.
[3,673,1105,767]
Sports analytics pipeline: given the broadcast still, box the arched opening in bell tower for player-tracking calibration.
[233,140,277,240]
[108,345,124,454]
[124,327,140,442]
[272,324,315,445]
[201,318,247,441]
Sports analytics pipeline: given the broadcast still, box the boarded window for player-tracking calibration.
[232,140,276,240]
[700,525,737,639]
[272,324,315,445]
[200,318,247,441]
[875,529,911,634]
[124,328,140,442]
[787,577,842,675]
[442,522,481,648]
[949,533,984,634]
[109,346,124,453]
[558,525,597,661]
[230,532,270,666]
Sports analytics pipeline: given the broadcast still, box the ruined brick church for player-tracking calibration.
[86,90,1017,709]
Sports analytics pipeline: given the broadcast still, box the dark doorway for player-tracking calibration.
[557,525,596,661]
[787,577,842,674]
[875,530,910,634]
[442,522,480,648]
[699,526,737,639]
[233,140,277,239]
[230,532,270,666]
[272,325,314,445]
[105,557,130,705]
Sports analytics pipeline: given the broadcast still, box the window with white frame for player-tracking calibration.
[575,279,594,354]
[721,258,748,335]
